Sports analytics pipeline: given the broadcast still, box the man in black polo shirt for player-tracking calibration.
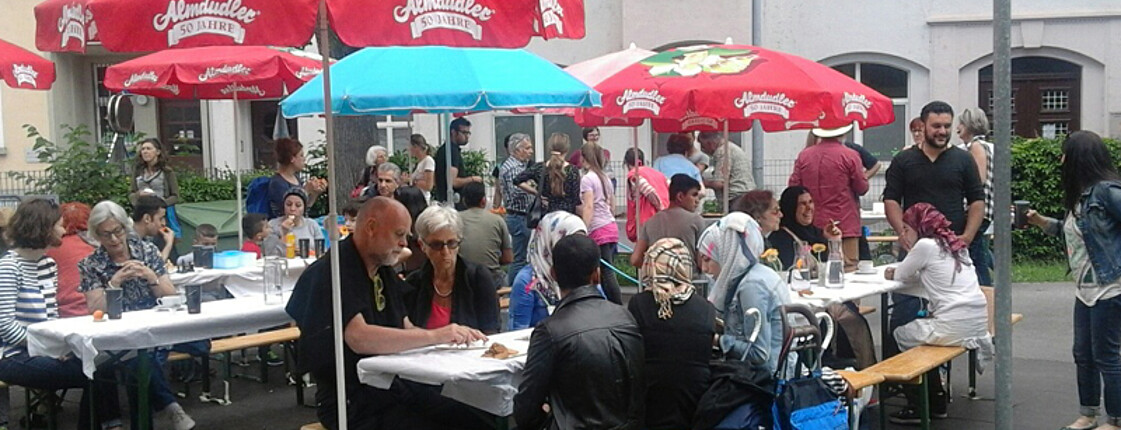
[286,197,490,430]
[435,117,483,209]
[881,100,984,424]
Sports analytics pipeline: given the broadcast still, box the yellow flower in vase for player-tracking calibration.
[760,248,783,272]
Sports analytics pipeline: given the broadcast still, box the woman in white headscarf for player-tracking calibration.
[697,212,791,375]
[507,212,588,330]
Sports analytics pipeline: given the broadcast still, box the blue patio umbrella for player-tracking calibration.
[281,46,600,117]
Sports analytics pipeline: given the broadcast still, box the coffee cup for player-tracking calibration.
[1014,200,1031,229]
[157,295,186,309]
[106,289,123,320]
[185,285,202,314]
[858,260,875,273]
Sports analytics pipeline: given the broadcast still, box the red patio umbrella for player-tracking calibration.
[0,39,55,90]
[104,45,326,244]
[593,44,896,131]
[34,0,584,53]
[103,45,323,99]
[35,0,318,53]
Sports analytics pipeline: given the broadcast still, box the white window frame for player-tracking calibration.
[841,62,910,156]
[376,115,413,154]
[493,111,545,162]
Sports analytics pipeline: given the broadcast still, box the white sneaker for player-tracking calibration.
[157,403,196,430]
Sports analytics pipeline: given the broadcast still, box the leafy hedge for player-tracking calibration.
[1011,135,1121,261]
[10,124,329,217]
[10,124,131,209]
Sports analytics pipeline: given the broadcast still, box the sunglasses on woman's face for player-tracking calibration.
[425,239,461,251]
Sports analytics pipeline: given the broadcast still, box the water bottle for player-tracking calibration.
[285,233,296,259]
[824,238,845,289]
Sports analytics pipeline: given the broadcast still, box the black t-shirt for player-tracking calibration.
[286,237,410,399]
[882,146,984,234]
[434,142,467,203]
[844,141,880,170]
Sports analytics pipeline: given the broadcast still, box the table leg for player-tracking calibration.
[880,293,889,361]
[138,348,151,430]
[496,415,509,430]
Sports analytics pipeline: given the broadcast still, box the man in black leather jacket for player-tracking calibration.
[514,235,645,430]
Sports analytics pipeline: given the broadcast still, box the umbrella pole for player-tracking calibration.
[632,124,641,290]
[316,1,348,429]
[722,121,730,215]
[444,113,454,205]
[235,91,244,246]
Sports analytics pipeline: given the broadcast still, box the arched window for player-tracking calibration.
[832,62,909,160]
[979,56,1081,138]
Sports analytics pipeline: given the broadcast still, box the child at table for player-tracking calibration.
[241,213,270,259]
[883,203,991,424]
[174,223,218,267]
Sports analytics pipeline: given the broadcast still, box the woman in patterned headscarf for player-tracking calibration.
[507,212,587,330]
[628,238,716,430]
[696,212,791,375]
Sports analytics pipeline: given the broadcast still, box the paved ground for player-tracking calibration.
[12,282,1082,429]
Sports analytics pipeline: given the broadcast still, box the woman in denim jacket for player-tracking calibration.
[1027,130,1121,430]
[697,212,791,376]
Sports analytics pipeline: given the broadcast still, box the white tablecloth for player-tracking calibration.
[788,265,924,307]
[27,295,293,378]
[169,258,311,298]
[357,329,533,416]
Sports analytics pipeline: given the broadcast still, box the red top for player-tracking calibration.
[242,240,262,258]
[625,166,669,242]
[45,234,93,318]
[788,139,871,237]
[425,301,452,330]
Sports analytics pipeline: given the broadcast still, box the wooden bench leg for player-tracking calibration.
[920,373,931,430]
[879,383,887,430]
[968,349,978,399]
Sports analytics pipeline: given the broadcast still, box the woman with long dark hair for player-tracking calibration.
[268,138,327,219]
[1027,131,1121,430]
[129,138,182,237]
[580,142,621,304]
[514,132,582,215]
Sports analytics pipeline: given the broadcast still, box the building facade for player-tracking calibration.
[2,0,1119,190]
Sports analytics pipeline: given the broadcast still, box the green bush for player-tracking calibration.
[10,124,131,209]
[1010,135,1121,261]
[176,169,273,204]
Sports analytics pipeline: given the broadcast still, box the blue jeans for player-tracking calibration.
[969,220,993,286]
[1074,296,1121,418]
[0,351,122,429]
[505,214,531,287]
[125,342,208,428]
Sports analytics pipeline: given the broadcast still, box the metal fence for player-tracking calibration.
[0,170,48,196]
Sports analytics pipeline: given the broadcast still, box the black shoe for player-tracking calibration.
[889,407,922,425]
[889,406,947,425]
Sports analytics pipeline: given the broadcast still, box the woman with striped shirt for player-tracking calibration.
[0,199,122,430]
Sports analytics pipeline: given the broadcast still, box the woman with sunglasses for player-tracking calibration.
[404,206,500,334]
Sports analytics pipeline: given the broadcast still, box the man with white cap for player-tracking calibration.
[788,123,870,272]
